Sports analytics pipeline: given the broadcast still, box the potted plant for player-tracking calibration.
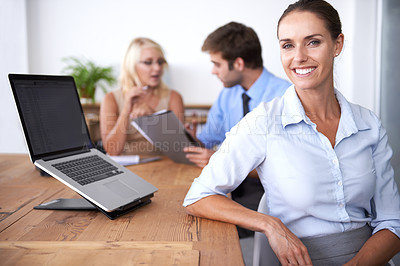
[62,56,116,103]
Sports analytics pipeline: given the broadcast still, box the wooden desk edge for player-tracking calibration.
[0,241,194,250]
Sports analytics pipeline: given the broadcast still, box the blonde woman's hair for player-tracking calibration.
[119,37,168,92]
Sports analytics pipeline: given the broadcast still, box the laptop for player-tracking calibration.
[8,73,158,219]
[132,110,202,164]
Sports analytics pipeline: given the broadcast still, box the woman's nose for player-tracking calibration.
[152,62,162,71]
[294,47,308,63]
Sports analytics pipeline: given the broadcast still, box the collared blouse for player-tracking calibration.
[184,85,400,238]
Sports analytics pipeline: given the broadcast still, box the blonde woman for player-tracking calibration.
[100,38,184,155]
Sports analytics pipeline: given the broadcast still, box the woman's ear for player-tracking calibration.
[334,33,344,57]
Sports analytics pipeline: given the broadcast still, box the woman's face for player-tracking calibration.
[135,47,165,88]
[278,11,343,91]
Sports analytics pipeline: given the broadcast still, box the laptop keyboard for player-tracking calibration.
[52,155,123,186]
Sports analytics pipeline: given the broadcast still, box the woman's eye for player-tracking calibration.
[143,61,152,65]
[309,40,320,46]
[157,59,166,65]
[282,43,293,49]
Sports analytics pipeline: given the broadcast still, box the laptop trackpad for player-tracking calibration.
[104,180,139,199]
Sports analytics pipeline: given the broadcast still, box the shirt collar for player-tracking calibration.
[281,86,371,133]
[281,85,306,127]
[334,89,370,141]
[244,68,270,100]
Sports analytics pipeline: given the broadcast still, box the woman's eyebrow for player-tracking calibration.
[304,33,323,40]
[279,34,323,43]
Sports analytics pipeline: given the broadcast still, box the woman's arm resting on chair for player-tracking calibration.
[185,195,312,265]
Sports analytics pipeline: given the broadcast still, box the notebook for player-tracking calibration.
[8,73,158,219]
[131,110,202,164]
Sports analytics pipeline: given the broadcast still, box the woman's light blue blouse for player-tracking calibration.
[183,85,400,238]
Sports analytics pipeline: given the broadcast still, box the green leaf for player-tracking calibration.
[61,56,116,103]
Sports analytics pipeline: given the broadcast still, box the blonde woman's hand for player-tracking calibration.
[122,86,147,114]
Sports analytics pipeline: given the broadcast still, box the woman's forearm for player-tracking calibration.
[345,229,400,266]
[185,194,269,232]
[102,110,131,155]
[185,195,296,242]
[185,194,312,265]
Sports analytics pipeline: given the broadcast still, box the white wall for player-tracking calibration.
[1,0,380,153]
[1,0,29,153]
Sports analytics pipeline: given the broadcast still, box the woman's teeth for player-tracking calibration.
[295,68,315,75]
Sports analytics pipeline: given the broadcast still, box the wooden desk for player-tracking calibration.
[0,154,243,265]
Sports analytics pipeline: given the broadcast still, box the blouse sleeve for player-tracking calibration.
[370,119,400,238]
[183,103,268,206]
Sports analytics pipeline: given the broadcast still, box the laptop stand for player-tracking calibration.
[34,198,97,210]
[34,196,152,220]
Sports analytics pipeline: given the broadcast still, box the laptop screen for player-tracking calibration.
[9,74,92,160]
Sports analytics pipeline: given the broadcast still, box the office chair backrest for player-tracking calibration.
[253,193,280,266]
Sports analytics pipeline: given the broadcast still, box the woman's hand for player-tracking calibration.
[265,216,312,265]
[185,195,312,265]
[122,86,155,119]
[122,86,146,114]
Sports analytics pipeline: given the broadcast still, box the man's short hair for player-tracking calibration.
[202,21,263,69]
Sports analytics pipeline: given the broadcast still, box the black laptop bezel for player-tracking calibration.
[8,73,94,162]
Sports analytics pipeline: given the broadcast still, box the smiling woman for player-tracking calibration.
[99,37,185,156]
[277,10,343,148]
[182,0,400,265]
[278,10,343,95]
